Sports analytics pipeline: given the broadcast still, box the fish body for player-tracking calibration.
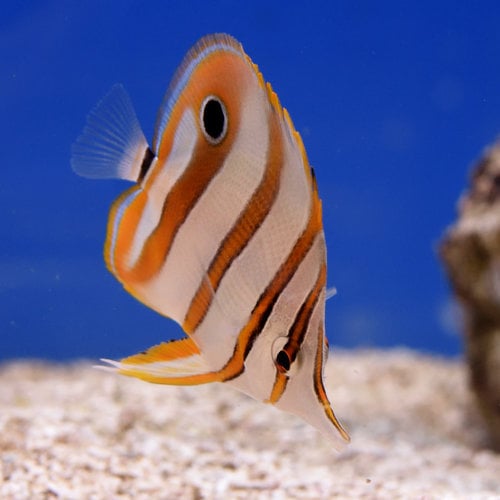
[72,34,349,448]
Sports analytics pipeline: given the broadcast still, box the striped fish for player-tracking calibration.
[71,33,349,448]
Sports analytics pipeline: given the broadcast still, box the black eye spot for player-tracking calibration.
[201,96,227,144]
[276,350,291,373]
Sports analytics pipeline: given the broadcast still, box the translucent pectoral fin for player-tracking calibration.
[98,337,222,385]
[71,84,150,181]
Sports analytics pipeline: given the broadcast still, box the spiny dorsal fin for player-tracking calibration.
[71,84,150,181]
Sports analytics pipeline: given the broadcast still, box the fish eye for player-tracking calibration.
[275,350,291,373]
[200,96,227,145]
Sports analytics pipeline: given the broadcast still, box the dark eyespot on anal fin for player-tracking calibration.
[276,350,291,373]
[138,146,156,182]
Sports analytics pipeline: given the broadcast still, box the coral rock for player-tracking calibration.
[440,140,500,450]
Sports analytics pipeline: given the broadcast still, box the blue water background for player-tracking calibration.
[2,1,500,361]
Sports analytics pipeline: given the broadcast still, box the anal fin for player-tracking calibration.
[99,337,222,385]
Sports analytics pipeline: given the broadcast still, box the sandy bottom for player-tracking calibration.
[0,349,499,499]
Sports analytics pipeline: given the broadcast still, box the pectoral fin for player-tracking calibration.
[99,337,222,385]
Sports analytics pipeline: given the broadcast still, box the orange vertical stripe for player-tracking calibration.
[313,323,350,442]
[183,102,284,334]
[283,262,326,364]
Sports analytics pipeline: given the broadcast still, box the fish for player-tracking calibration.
[71,33,349,448]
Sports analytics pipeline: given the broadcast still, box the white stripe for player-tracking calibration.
[137,81,270,323]
[125,109,197,268]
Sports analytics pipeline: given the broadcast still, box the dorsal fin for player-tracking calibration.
[71,84,152,181]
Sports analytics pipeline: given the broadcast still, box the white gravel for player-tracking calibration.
[1,349,499,499]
